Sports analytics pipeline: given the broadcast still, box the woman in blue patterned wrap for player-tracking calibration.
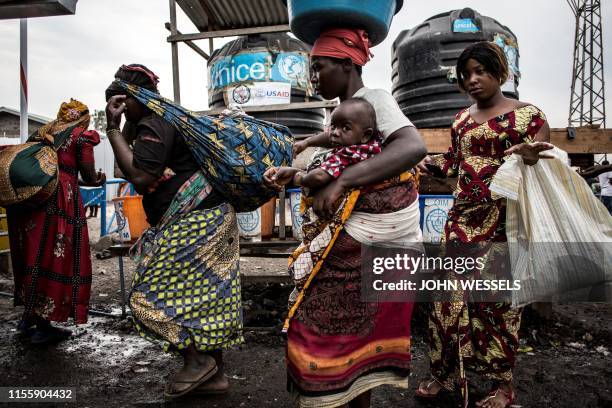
[105,64,241,398]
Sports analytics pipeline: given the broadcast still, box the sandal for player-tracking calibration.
[415,377,443,399]
[477,387,516,408]
[164,363,218,399]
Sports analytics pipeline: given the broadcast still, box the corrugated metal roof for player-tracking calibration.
[0,0,77,20]
[177,0,288,32]
[0,106,52,124]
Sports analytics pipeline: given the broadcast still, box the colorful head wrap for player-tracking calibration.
[119,64,160,88]
[105,64,160,101]
[310,28,373,66]
[57,98,89,123]
[36,98,90,144]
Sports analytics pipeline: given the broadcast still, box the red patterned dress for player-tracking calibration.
[8,128,100,324]
[428,105,546,405]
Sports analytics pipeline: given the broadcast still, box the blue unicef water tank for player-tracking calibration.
[391,8,520,128]
[285,0,404,45]
[208,33,324,138]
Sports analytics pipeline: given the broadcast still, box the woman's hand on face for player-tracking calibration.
[105,95,127,130]
[504,142,554,166]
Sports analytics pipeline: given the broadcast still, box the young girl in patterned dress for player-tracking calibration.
[416,41,554,408]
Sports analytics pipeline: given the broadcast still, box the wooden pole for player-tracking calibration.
[169,0,181,103]
[164,23,209,60]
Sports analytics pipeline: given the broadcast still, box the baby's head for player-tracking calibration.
[329,98,377,147]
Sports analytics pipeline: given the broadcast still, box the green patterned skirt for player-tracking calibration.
[129,202,243,352]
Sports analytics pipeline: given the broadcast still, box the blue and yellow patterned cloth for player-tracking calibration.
[130,202,243,352]
[117,81,293,212]
[129,171,243,352]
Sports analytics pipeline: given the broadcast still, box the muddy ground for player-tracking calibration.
[0,218,611,407]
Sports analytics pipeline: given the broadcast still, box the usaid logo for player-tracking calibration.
[254,88,290,98]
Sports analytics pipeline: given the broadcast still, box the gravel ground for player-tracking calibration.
[0,217,610,407]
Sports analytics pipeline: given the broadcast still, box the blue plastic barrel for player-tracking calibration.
[285,0,404,46]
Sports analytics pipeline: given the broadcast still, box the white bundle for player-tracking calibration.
[490,147,612,306]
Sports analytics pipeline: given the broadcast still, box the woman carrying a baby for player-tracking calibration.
[264,27,427,408]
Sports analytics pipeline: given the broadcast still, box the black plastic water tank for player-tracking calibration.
[208,33,324,138]
[391,8,520,128]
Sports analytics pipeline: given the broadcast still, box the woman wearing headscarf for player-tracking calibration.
[104,64,241,398]
[7,99,105,344]
[281,29,427,408]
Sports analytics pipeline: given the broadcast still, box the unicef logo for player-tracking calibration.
[278,54,306,82]
[426,208,448,234]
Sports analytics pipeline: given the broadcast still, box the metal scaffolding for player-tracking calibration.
[567,0,606,128]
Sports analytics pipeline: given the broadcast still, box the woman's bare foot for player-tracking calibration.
[193,371,230,395]
[166,349,217,397]
[415,378,443,398]
[476,383,515,408]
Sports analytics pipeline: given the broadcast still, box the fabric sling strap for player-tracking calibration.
[115,80,293,213]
